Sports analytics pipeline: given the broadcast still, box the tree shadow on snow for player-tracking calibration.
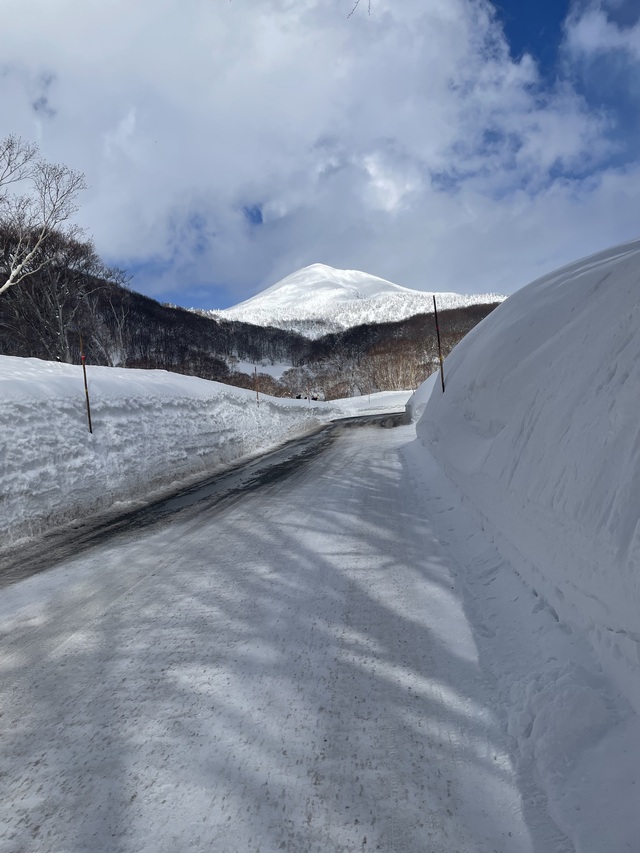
[0,426,571,852]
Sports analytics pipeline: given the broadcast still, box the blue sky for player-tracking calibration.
[495,0,571,73]
[1,0,639,309]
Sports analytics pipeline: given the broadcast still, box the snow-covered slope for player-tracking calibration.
[208,264,504,337]
[415,237,640,715]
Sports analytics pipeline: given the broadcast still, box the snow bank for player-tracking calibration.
[408,441,640,852]
[405,371,438,423]
[0,357,344,547]
[417,237,640,715]
[331,388,413,414]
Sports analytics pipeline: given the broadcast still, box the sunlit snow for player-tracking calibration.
[207,263,505,337]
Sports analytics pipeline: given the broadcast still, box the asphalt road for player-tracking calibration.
[0,413,404,590]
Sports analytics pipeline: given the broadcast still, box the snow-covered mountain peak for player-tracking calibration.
[207,264,505,337]
[231,264,415,306]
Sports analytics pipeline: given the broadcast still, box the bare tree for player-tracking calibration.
[0,228,103,362]
[0,137,86,296]
[0,136,38,198]
[83,267,132,366]
[38,233,103,362]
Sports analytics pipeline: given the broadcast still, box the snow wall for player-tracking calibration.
[0,358,339,547]
[417,238,640,714]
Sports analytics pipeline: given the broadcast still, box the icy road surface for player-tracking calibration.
[0,423,568,852]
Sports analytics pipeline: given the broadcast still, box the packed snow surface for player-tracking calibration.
[0,421,590,852]
[208,263,504,337]
[417,237,640,719]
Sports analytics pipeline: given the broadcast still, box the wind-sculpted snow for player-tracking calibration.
[0,357,345,547]
[207,263,504,338]
[416,237,640,716]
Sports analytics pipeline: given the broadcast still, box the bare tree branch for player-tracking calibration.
[347,0,371,18]
[0,136,38,197]
[0,145,86,296]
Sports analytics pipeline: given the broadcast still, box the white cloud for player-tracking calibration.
[566,2,640,60]
[0,0,638,305]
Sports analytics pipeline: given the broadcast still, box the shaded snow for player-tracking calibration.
[416,237,640,713]
[411,236,640,848]
[0,421,570,853]
[404,438,640,853]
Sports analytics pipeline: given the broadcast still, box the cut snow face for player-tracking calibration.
[207,263,504,337]
[0,358,330,547]
[416,237,640,716]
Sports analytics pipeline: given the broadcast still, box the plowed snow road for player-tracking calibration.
[0,422,569,852]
